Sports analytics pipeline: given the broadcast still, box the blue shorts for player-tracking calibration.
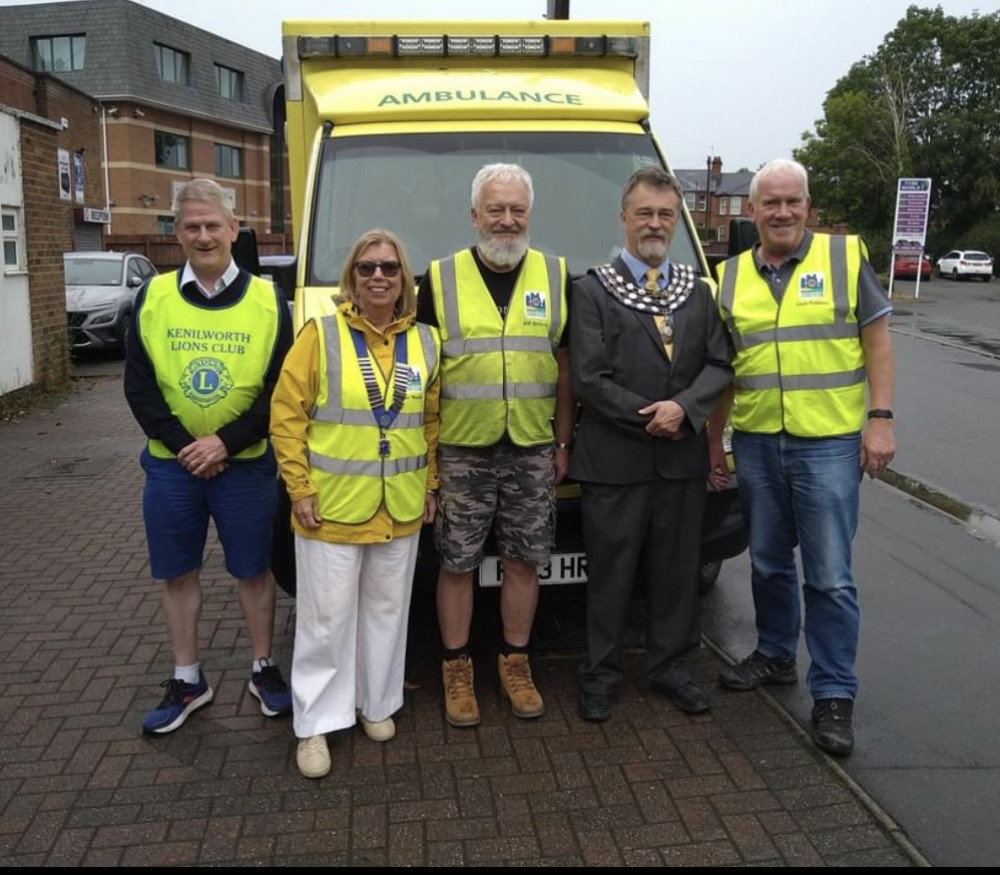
[141,448,278,581]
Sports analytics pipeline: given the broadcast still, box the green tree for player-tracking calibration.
[795,6,1000,248]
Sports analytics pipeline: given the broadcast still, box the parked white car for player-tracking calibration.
[65,252,157,354]
[935,250,993,282]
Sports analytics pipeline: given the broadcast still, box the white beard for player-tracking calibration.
[477,231,530,270]
[636,235,669,264]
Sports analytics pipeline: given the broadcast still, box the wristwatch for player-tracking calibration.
[867,408,894,420]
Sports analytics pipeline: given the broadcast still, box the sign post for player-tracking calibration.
[890,178,932,299]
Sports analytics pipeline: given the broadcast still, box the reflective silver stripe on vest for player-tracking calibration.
[416,322,438,377]
[311,315,425,428]
[740,322,861,346]
[441,381,556,400]
[735,367,866,391]
[438,255,463,340]
[438,251,562,347]
[720,236,854,350]
[442,336,502,356]
[542,253,563,344]
[441,335,552,356]
[718,258,744,348]
[310,451,428,477]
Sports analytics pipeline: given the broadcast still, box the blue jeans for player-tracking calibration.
[732,430,862,699]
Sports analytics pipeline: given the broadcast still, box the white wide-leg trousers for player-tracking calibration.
[292,532,419,738]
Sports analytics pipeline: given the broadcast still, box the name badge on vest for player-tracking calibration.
[798,272,826,303]
[523,290,548,323]
[406,365,423,394]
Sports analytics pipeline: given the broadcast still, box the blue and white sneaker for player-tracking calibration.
[142,672,214,734]
[248,658,292,717]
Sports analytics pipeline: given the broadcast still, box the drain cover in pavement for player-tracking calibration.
[24,455,116,479]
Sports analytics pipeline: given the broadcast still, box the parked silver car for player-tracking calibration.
[65,251,157,354]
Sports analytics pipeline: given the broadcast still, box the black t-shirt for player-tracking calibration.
[416,247,568,347]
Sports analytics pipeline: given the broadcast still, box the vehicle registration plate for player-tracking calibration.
[479,553,588,587]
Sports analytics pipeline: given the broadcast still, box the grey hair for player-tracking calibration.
[749,159,810,203]
[620,165,684,212]
[173,178,235,222]
[470,163,535,211]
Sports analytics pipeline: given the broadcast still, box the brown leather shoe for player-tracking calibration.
[442,656,481,727]
[498,653,545,719]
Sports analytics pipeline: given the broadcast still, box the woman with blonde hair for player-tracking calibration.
[271,228,440,779]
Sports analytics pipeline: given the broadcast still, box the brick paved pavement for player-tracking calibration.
[0,373,923,866]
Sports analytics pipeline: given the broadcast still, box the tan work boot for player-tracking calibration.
[442,656,481,727]
[498,653,545,719]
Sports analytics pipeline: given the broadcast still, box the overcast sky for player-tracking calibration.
[11,0,1000,171]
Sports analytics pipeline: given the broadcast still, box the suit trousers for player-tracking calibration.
[291,532,419,738]
[579,479,706,694]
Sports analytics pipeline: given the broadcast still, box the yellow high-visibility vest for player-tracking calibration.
[138,271,280,459]
[717,234,867,436]
[307,312,440,524]
[428,248,567,447]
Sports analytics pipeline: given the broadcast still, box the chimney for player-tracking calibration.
[711,156,723,179]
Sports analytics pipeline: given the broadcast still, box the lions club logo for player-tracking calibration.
[179,357,235,408]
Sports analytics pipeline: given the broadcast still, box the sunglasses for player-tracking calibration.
[354,260,401,278]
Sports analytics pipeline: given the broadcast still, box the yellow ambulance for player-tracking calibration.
[272,19,746,601]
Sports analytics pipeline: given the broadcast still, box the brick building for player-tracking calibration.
[0,0,285,241]
[1,55,103,395]
[675,156,754,255]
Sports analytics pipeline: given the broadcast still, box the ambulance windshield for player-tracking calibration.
[308,130,704,283]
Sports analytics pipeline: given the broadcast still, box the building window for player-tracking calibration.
[684,192,696,211]
[697,194,707,212]
[730,196,742,215]
[215,64,245,101]
[718,196,728,216]
[154,131,190,170]
[717,225,728,242]
[2,208,25,271]
[214,144,242,179]
[31,35,86,72]
[156,215,175,234]
[155,43,190,84]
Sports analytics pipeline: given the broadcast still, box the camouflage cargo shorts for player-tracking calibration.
[434,441,556,573]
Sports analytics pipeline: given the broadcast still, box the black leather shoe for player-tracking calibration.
[655,681,710,714]
[719,651,797,691]
[578,690,612,722]
[811,698,854,756]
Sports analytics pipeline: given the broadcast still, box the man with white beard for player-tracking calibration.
[416,163,572,728]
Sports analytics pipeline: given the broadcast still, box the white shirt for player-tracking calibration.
[180,258,240,299]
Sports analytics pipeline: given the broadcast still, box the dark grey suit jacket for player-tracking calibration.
[568,257,733,485]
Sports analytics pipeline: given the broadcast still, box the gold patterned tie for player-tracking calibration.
[644,268,674,357]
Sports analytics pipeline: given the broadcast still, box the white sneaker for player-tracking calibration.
[360,715,395,742]
[296,734,331,778]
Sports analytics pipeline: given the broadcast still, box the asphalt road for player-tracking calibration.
[707,273,1000,866]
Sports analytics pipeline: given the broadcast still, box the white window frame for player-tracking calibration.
[2,207,26,273]
[730,196,742,216]
[718,196,728,216]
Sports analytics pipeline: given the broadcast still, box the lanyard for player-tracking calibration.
[348,327,409,457]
